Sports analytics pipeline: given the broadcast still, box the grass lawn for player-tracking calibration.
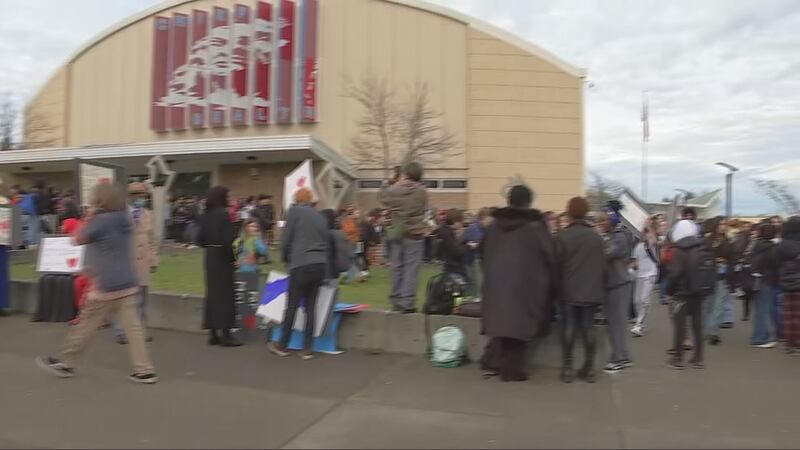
[10,249,441,310]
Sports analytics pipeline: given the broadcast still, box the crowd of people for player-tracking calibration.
[30,162,800,386]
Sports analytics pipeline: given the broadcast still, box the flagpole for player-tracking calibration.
[641,90,649,202]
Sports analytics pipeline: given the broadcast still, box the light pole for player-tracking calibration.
[715,162,739,218]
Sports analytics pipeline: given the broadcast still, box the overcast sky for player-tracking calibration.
[1,0,798,215]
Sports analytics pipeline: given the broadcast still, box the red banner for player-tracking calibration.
[189,10,208,129]
[231,4,251,126]
[151,16,170,131]
[300,0,318,123]
[253,1,272,125]
[209,7,229,127]
[276,0,295,124]
[168,13,189,130]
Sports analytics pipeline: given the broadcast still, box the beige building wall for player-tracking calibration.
[23,67,69,149]
[467,30,583,212]
[28,0,468,174]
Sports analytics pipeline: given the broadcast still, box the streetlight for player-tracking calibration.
[715,162,739,217]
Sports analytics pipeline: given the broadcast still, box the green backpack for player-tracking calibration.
[430,326,467,368]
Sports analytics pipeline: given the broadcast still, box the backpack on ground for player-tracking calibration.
[430,326,467,368]
[686,245,717,296]
[330,230,352,274]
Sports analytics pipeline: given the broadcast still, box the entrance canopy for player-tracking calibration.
[0,135,358,208]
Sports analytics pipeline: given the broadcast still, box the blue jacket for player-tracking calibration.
[463,222,485,264]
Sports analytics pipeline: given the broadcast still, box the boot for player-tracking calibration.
[220,329,243,347]
[208,329,220,346]
[560,366,575,384]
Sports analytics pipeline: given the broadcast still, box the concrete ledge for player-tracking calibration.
[9,280,602,367]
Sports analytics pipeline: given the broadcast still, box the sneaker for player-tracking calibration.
[666,358,685,370]
[752,341,777,349]
[666,348,678,356]
[618,359,634,368]
[129,373,159,384]
[630,327,644,337]
[267,342,289,357]
[603,362,624,374]
[559,368,575,384]
[299,351,315,361]
[359,271,370,278]
[36,356,74,378]
[116,336,128,345]
[577,367,597,383]
[720,322,734,329]
[708,335,721,346]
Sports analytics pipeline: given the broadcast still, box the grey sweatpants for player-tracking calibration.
[389,239,424,310]
[605,283,633,363]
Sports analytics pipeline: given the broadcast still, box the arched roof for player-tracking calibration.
[64,0,586,77]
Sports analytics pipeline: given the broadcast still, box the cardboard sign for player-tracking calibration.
[256,271,337,337]
[618,189,650,239]
[79,163,115,208]
[283,159,318,211]
[36,236,85,274]
[234,271,263,339]
[0,205,21,247]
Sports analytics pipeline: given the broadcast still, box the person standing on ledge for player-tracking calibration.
[379,162,429,313]
[36,183,158,384]
[480,185,554,382]
[198,186,241,347]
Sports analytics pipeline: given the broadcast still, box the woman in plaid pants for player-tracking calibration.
[777,217,800,355]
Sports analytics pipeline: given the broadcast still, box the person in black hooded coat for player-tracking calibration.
[480,185,555,382]
[197,186,240,347]
[778,216,800,353]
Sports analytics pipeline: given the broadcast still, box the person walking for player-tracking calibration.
[112,183,159,345]
[198,186,241,347]
[480,185,554,382]
[666,219,706,369]
[379,162,429,313]
[268,188,329,360]
[36,183,158,384]
[749,222,782,349]
[777,216,800,355]
[631,218,660,337]
[555,197,605,383]
[704,217,733,345]
[598,205,634,374]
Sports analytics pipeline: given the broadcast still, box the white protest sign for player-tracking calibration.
[79,163,115,207]
[618,189,650,237]
[283,159,318,211]
[36,237,85,273]
[0,207,12,247]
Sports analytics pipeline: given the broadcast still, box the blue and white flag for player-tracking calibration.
[256,271,290,324]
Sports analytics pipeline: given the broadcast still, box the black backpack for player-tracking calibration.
[686,244,717,297]
[424,273,460,315]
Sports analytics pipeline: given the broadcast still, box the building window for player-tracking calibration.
[358,180,383,189]
[422,180,440,189]
[441,180,467,189]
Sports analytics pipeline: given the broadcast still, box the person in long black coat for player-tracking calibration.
[197,186,241,347]
[480,185,555,382]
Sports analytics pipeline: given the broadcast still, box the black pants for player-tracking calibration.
[174,223,187,243]
[742,289,754,320]
[561,304,597,372]
[280,264,326,350]
[673,297,704,362]
[480,337,528,382]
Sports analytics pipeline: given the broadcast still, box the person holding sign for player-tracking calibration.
[36,183,158,384]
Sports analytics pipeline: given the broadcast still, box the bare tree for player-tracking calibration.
[22,109,59,149]
[395,81,458,166]
[753,178,799,214]
[0,93,15,151]
[585,171,628,212]
[344,74,399,179]
[345,75,460,177]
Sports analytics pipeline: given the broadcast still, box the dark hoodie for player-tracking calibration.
[778,217,800,292]
[667,235,705,298]
[750,239,779,286]
[481,207,555,341]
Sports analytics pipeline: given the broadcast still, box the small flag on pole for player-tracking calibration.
[641,91,650,142]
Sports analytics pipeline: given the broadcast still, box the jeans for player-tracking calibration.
[704,280,728,337]
[633,276,657,331]
[605,283,633,363]
[113,287,149,339]
[720,281,735,324]
[280,264,326,350]
[25,214,40,246]
[389,239,424,310]
[561,304,597,372]
[672,296,704,363]
[752,283,782,345]
[60,294,154,375]
[465,260,481,298]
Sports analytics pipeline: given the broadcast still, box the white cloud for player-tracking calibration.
[1,0,797,215]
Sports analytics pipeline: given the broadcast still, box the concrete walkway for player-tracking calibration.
[1,304,799,449]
